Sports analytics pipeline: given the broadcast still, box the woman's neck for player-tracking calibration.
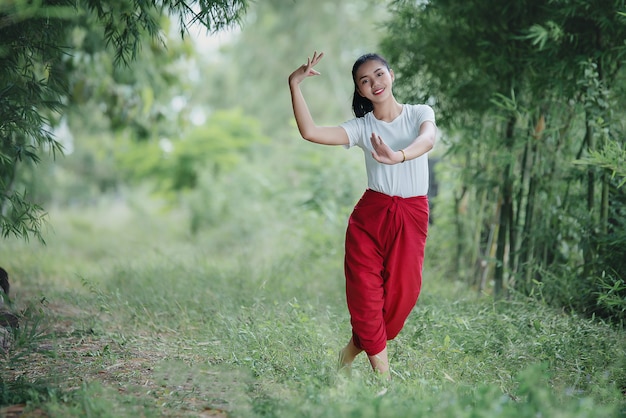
[372,99,403,122]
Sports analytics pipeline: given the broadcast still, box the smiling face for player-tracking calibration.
[350,53,394,117]
[354,59,395,101]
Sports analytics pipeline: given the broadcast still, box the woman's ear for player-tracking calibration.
[390,68,395,82]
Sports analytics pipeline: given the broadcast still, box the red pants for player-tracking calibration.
[345,189,429,356]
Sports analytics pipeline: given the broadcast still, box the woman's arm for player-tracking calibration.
[288,52,349,146]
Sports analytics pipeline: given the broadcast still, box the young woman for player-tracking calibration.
[288,51,437,376]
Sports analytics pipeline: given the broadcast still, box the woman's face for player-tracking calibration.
[354,59,394,101]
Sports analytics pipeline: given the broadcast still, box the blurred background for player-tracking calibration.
[2,0,625,324]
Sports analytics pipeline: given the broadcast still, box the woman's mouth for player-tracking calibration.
[373,88,384,95]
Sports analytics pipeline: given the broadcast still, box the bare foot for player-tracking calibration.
[337,338,362,372]
[368,347,390,378]
[337,349,351,375]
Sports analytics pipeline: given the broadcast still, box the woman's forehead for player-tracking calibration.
[356,60,387,78]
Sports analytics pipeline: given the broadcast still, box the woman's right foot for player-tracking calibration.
[337,348,352,375]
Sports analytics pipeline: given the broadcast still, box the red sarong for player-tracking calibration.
[344,189,429,356]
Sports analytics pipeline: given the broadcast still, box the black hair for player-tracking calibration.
[351,53,391,118]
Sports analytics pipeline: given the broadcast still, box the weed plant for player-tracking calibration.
[1,195,624,417]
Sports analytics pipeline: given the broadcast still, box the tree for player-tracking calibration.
[0,0,248,241]
[383,0,550,295]
[383,0,626,319]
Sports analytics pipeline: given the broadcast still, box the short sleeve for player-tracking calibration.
[340,117,364,149]
[414,104,436,128]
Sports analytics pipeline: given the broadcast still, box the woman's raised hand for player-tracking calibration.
[288,51,324,86]
[370,132,404,165]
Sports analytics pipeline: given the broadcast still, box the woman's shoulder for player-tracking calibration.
[403,103,433,112]
[403,103,435,121]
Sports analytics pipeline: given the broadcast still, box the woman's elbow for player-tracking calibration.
[300,127,323,144]
[429,136,436,150]
[300,130,316,142]
[424,135,435,152]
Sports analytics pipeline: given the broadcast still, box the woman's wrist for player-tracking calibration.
[399,149,406,163]
[288,72,305,87]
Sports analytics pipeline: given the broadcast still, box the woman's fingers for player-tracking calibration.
[370,133,399,164]
[303,52,323,76]
[290,52,323,84]
[307,51,324,69]
[312,51,324,65]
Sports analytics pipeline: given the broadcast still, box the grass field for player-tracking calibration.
[1,197,625,417]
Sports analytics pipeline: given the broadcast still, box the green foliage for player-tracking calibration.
[194,0,388,137]
[0,295,58,410]
[587,180,626,324]
[0,191,48,242]
[0,0,68,242]
[8,0,390,232]
[1,0,249,241]
[64,13,198,140]
[181,139,362,243]
[595,272,626,324]
[78,0,248,66]
[118,108,270,200]
[575,139,626,188]
[3,1,625,413]
[382,0,626,323]
[1,203,624,416]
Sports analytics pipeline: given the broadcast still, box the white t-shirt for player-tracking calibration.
[340,104,436,198]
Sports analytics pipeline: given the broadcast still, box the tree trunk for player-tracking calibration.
[453,186,467,278]
[494,193,508,298]
[513,137,530,276]
[519,164,537,292]
[517,113,545,292]
[584,110,595,270]
[494,116,516,297]
[601,170,609,235]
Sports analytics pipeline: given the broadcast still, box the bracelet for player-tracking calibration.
[400,149,406,163]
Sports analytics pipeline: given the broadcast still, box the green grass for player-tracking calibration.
[1,199,625,417]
